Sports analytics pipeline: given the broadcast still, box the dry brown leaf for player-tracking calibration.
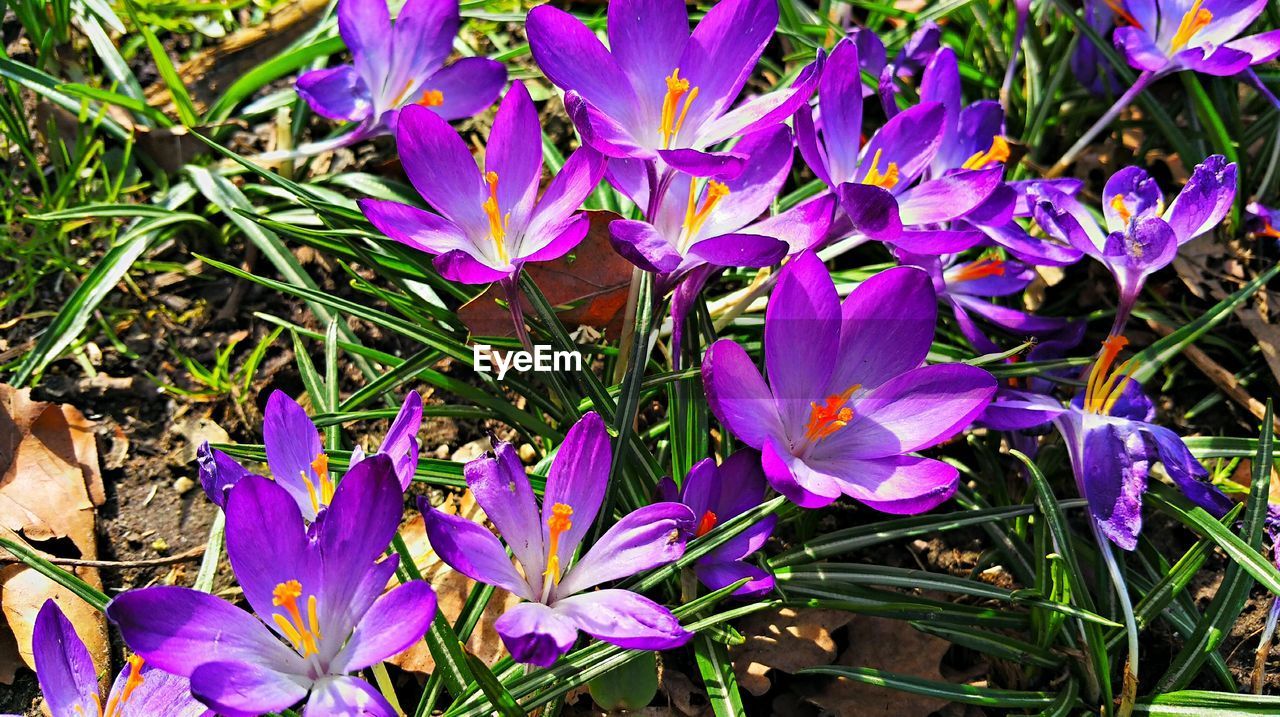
[0,384,107,683]
[728,607,853,696]
[798,616,952,717]
[387,491,522,673]
[458,212,635,340]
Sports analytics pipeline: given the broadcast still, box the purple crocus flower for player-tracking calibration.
[360,82,606,287]
[1071,1,1124,95]
[984,335,1232,549]
[847,23,941,115]
[28,600,210,717]
[656,451,777,597]
[295,0,505,146]
[795,40,1003,251]
[1113,0,1280,76]
[421,412,695,667]
[214,389,421,520]
[701,252,997,510]
[1247,200,1280,240]
[1030,155,1236,334]
[108,455,436,717]
[526,0,822,179]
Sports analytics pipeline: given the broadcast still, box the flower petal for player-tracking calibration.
[1145,423,1234,519]
[675,0,778,133]
[766,252,841,432]
[857,102,945,187]
[196,441,254,509]
[306,675,398,717]
[494,601,579,667]
[315,454,404,620]
[522,146,606,256]
[419,58,507,122]
[1102,166,1163,233]
[359,198,472,257]
[687,233,788,268]
[396,104,487,233]
[896,168,1003,225]
[527,6,641,128]
[466,441,546,585]
[32,601,100,717]
[223,475,317,629]
[1079,414,1149,551]
[555,502,694,597]
[263,390,324,518]
[380,0,459,107]
[116,665,211,717]
[338,0,391,89]
[812,454,959,514]
[762,438,841,509]
[817,39,864,184]
[420,501,536,601]
[703,339,786,450]
[1162,155,1236,244]
[485,81,542,228]
[555,589,693,650]
[335,581,437,672]
[542,412,613,565]
[379,391,423,489]
[835,183,902,241]
[695,560,775,597]
[696,51,823,147]
[296,65,372,122]
[435,249,512,284]
[829,266,936,393]
[607,0,689,131]
[188,661,308,717]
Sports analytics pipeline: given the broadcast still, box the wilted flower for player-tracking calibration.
[109,456,436,717]
[1031,155,1236,334]
[527,0,821,178]
[361,83,605,286]
[656,451,777,597]
[421,412,695,667]
[295,0,505,144]
[27,600,210,717]
[702,252,996,510]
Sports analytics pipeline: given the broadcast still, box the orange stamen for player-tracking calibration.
[272,580,322,657]
[1084,335,1142,415]
[482,171,511,264]
[862,149,899,189]
[660,69,699,149]
[302,453,335,513]
[961,136,1010,170]
[1171,0,1212,51]
[1110,195,1134,225]
[682,179,730,248]
[543,503,573,586]
[952,254,1007,282]
[418,89,444,107]
[803,385,861,442]
[1104,0,1142,28]
[695,510,718,538]
[1260,220,1280,239]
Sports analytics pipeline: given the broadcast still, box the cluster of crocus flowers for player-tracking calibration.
[526,0,821,179]
[421,413,694,666]
[1030,155,1237,335]
[361,83,605,287]
[294,0,505,148]
[702,252,997,510]
[18,601,210,717]
[108,456,437,716]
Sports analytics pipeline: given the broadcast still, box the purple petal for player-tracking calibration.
[920,47,961,155]
[306,675,398,717]
[695,560,775,597]
[522,147,606,256]
[1145,423,1233,519]
[607,0,689,132]
[565,92,652,159]
[675,0,778,133]
[379,391,423,490]
[889,227,985,254]
[1102,217,1179,290]
[810,454,960,514]
[794,105,832,186]
[314,454,404,613]
[766,252,841,431]
[32,601,100,717]
[335,581,437,672]
[979,390,1064,431]
[420,502,536,601]
[1225,29,1280,64]
[610,218,682,273]
[396,105,487,232]
[188,661,308,717]
[359,198,471,257]
[1030,188,1106,258]
[115,665,211,717]
[858,102,945,187]
[750,194,835,254]
[555,589,693,650]
[542,411,612,565]
[687,233,788,268]
[978,221,1084,266]
[555,502,695,597]
[296,65,372,122]
[709,450,771,519]
[414,58,506,121]
[522,213,591,264]
[694,126,794,238]
[677,458,719,520]
[762,438,842,509]
[835,183,902,241]
[196,441,253,509]
[952,295,1074,336]
[107,587,301,678]
[1162,155,1236,244]
[830,266,936,392]
[465,441,546,587]
[897,168,1003,225]
[380,0,459,107]
[435,249,512,284]
[1103,167,1163,233]
[1178,45,1254,75]
[263,390,324,518]
[338,0,391,89]
[703,339,786,450]
[484,81,542,227]
[816,39,864,184]
[223,475,317,629]
[526,6,641,128]
[1114,26,1170,73]
[658,148,748,179]
[494,601,579,667]
[696,51,824,147]
[1080,415,1149,551]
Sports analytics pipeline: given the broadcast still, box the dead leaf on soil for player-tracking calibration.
[798,616,952,717]
[458,211,634,341]
[387,491,522,673]
[0,384,108,684]
[728,607,853,696]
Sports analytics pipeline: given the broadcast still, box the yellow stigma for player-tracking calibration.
[681,178,730,249]
[961,136,1010,170]
[1084,335,1141,415]
[803,384,861,442]
[301,453,335,514]
[1110,195,1134,224]
[660,69,699,149]
[418,89,444,107]
[482,171,511,265]
[1171,0,1212,51]
[542,503,573,586]
[272,580,323,657]
[862,149,900,189]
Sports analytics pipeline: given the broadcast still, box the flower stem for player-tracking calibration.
[1093,521,1138,717]
[1047,70,1157,178]
[502,274,535,355]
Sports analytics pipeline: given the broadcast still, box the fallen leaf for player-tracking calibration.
[797,616,952,717]
[0,384,107,684]
[728,607,853,696]
[458,212,634,340]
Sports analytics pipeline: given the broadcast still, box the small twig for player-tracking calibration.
[0,545,205,569]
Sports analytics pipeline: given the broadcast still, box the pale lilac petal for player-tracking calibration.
[263,390,324,517]
[306,675,398,717]
[830,266,936,392]
[465,442,545,585]
[542,412,612,565]
[32,601,100,717]
[703,339,786,450]
[297,65,372,122]
[555,502,694,597]
[555,590,693,650]
[1225,29,1280,64]
[812,454,960,514]
[189,661,308,717]
[484,81,542,227]
[421,58,508,121]
[335,581,436,672]
[359,198,472,256]
[521,214,591,264]
[697,126,794,238]
[115,665,211,717]
[494,601,579,667]
[420,502,536,601]
[1102,165,1163,233]
[897,168,1003,225]
[762,438,841,509]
